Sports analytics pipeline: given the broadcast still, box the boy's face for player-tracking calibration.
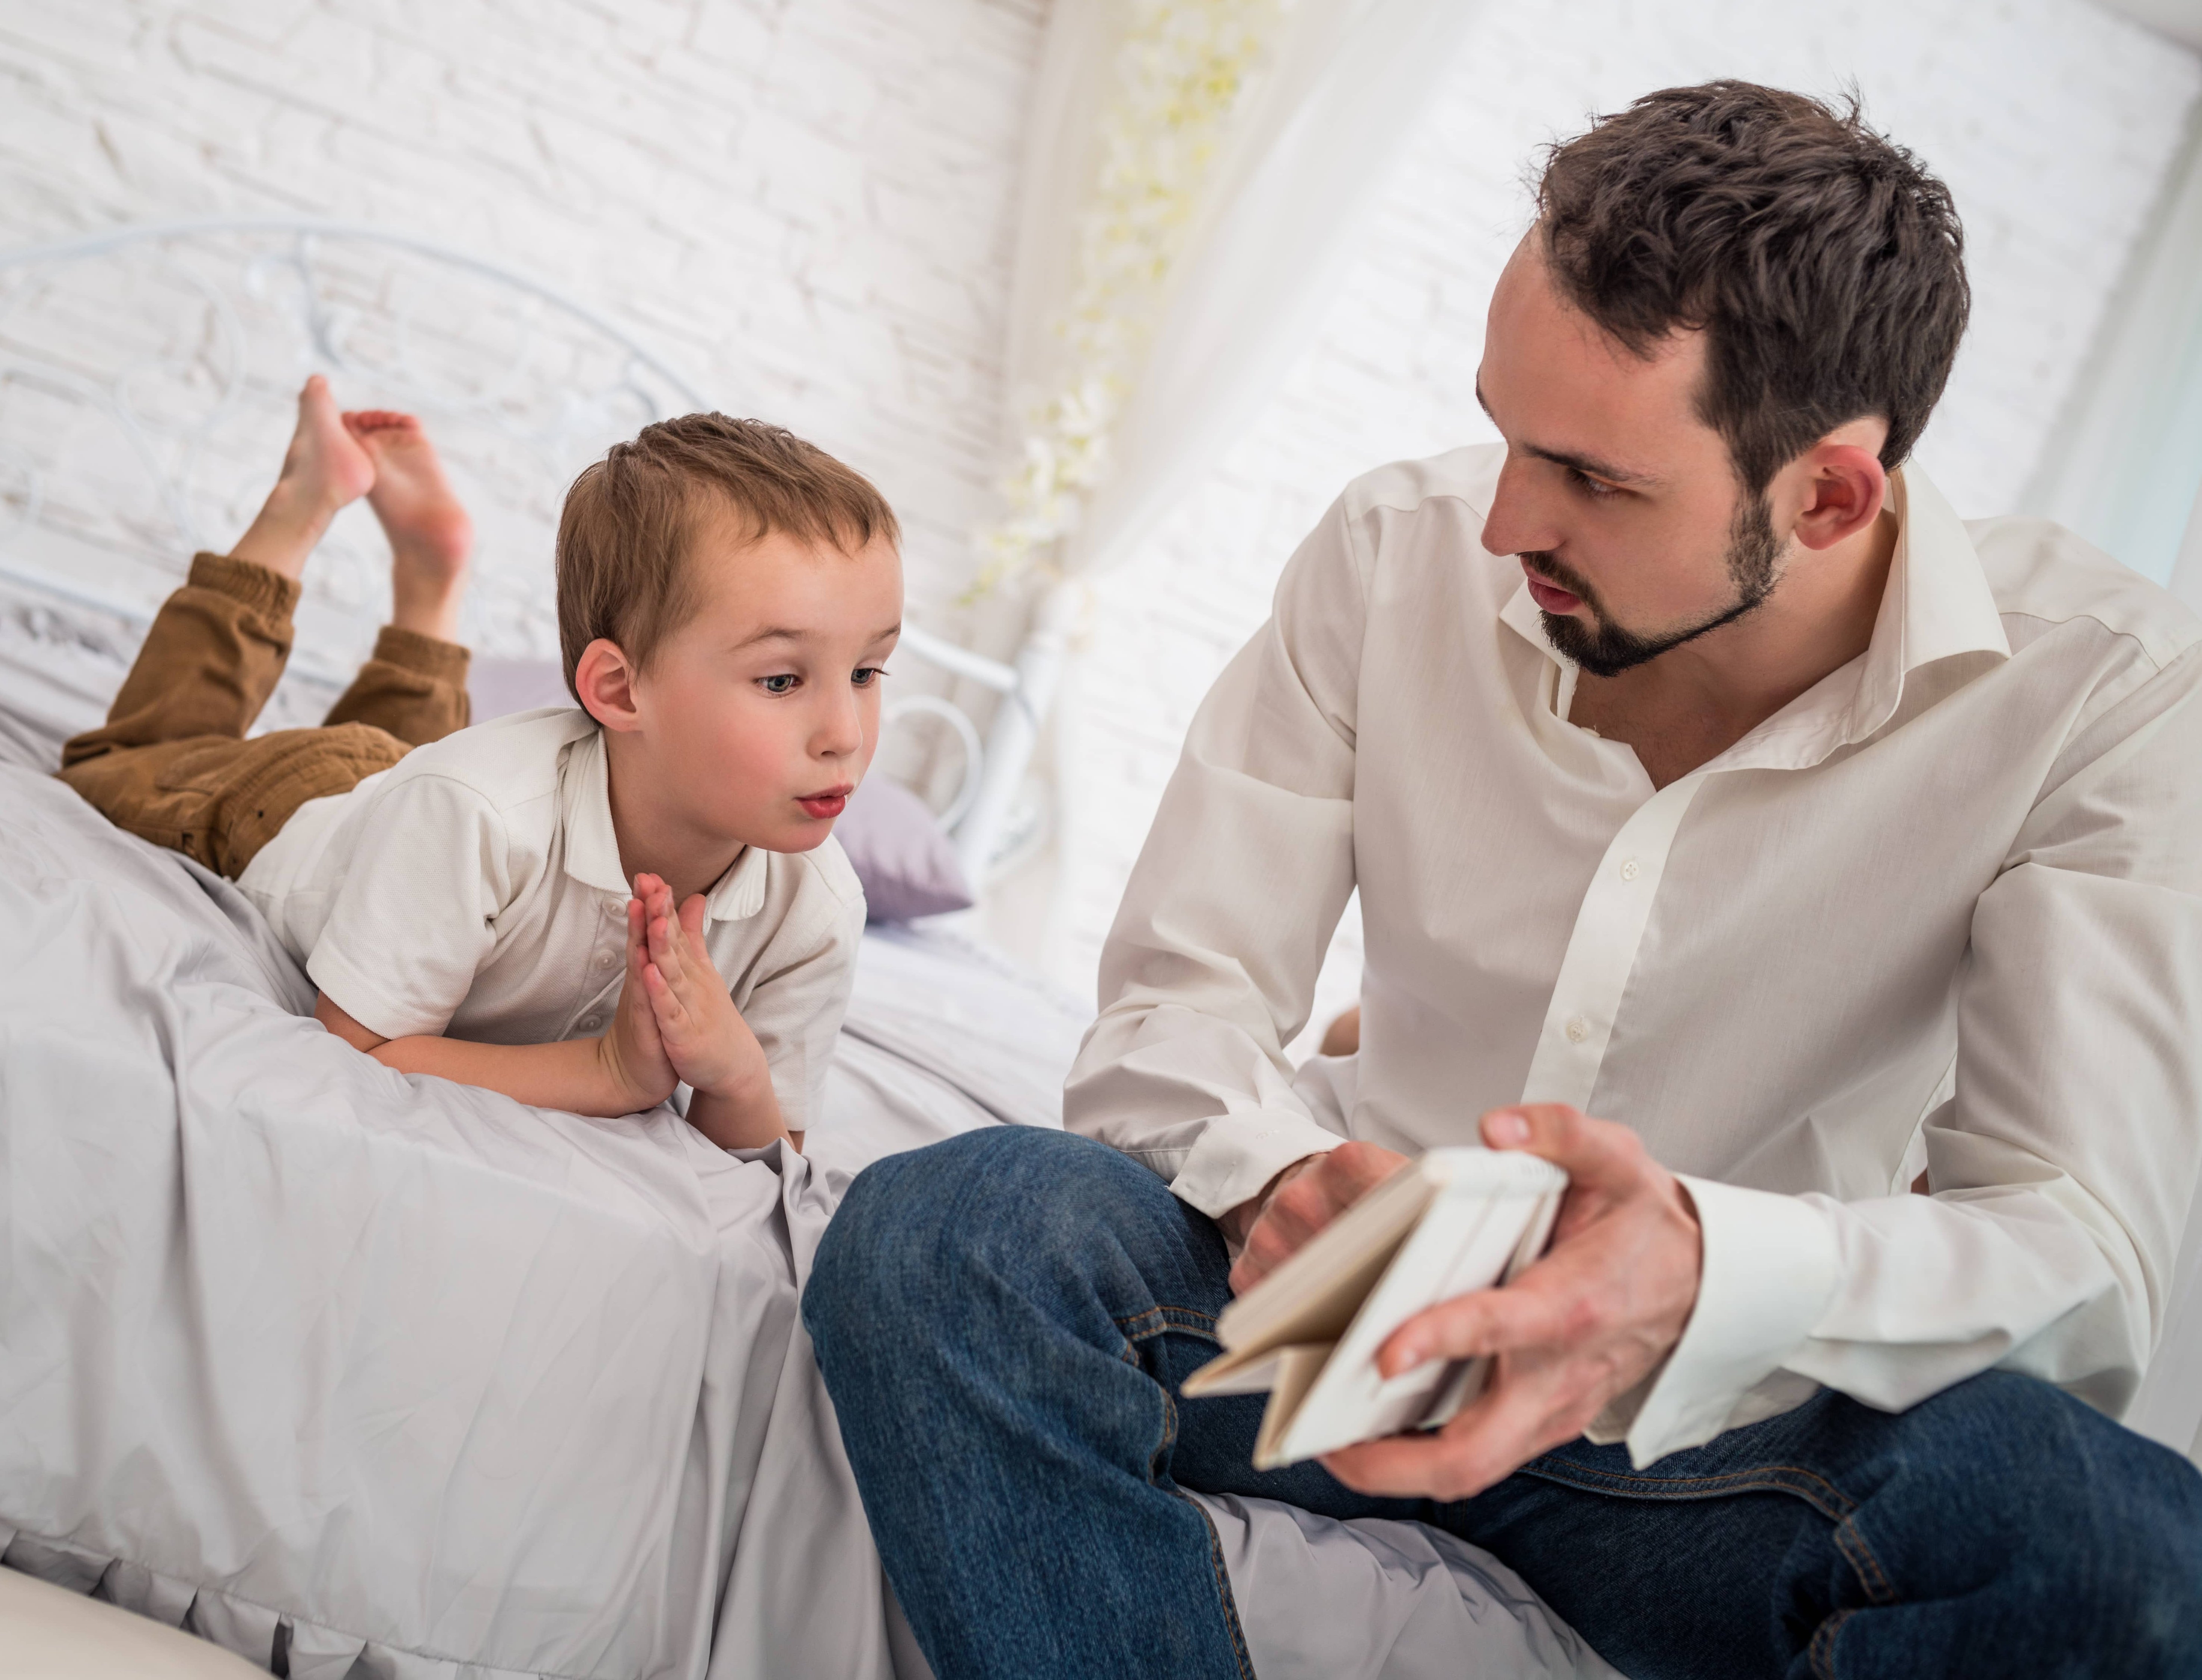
[628,523,903,854]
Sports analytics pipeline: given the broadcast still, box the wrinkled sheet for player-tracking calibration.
[0,766,897,1678]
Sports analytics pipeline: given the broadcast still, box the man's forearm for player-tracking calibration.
[370,1033,651,1117]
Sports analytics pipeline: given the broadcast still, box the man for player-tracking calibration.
[806,82,2202,1678]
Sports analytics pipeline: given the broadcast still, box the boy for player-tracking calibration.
[58,376,900,1151]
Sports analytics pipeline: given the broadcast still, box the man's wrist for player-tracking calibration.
[1217,1154,1319,1245]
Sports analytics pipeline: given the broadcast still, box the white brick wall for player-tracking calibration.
[0,0,1045,623]
[1051,0,2202,1042]
[4,0,2198,1049]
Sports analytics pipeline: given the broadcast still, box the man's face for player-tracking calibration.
[1475,242,1786,678]
[631,525,903,854]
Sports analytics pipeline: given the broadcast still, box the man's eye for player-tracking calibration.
[852,666,887,688]
[1567,467,1621,500]
[758,674,799,695]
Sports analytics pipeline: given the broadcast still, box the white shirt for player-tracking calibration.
[1065,444,2202,1467]
[238,707,866,1129]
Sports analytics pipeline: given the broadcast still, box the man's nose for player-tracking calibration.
[1480,457,1552,559]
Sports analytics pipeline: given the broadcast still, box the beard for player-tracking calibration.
[1530,491,1786,679]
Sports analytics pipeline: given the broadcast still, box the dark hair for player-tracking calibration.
[556,412,899,697]
[1535,80,1969,493]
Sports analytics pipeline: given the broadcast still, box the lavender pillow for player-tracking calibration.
[835,774,975,923]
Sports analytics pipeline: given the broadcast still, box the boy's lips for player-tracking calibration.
[797,786,855,820]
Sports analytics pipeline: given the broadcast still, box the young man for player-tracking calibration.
[804,82,2202,1676]
[59,378,899,1149]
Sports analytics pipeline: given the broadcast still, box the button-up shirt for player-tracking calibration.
[1065,444,2202,1466]
[240,707,865,1129]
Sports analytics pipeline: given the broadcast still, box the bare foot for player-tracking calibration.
[344,409,474,644]
[228,375,376,580]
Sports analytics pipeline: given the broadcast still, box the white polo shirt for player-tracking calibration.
[237,706,866,1130]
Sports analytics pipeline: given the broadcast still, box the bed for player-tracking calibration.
[0,223,1617,1680]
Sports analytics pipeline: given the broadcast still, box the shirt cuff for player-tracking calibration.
[1168,1111,1346,1220]
[1600,1175,1842,1467]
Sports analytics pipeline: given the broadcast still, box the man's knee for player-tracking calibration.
[806,1127,1192,1348]
[1847,1372,2202,1669]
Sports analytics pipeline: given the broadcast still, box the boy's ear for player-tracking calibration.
[574,637,643,732]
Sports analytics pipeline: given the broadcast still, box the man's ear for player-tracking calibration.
[1790,441,1889,553]
[573,637,643,732]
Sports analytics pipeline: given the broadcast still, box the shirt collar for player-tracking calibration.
[559,728,770,922]
[1498,462,2010,772]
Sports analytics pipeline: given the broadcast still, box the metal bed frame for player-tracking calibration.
[0,217,1059,882]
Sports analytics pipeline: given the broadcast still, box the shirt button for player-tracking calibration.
[1565,1016,1590,1043]
[595,951,615,970]
[604,894,625,914]
[1619,858,1640,881]
[580,1014,604,1032]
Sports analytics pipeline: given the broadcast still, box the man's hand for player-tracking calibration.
[1225,1140,1411,1295]
[1319,1104,1702,1502]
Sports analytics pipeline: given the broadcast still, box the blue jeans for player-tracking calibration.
[803,1127,2202,1679]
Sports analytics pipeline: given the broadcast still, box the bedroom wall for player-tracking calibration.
[0,0,1044,622]
[1046,0,2202,1035]
[6,1,2199,1037]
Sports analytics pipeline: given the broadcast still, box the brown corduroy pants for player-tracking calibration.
[57,552,472,879]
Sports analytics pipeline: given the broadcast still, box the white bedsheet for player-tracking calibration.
[0,765,903,1677]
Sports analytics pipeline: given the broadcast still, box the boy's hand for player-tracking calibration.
[595,888,679,1113]
[633,875,784,1148]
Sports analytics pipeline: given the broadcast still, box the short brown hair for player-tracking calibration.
[1535,81,1970,493]
[556,413,900,695]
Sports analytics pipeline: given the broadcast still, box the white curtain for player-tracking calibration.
[955,0,1480,881]
[2023,92,2202,1463]
[2022,101,2202,602]
[1003,0,1484,584]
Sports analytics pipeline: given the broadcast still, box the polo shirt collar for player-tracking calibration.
[1499,462,2009,772]
[559,728,770,922]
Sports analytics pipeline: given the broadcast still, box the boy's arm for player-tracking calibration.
[312,894,679,1117]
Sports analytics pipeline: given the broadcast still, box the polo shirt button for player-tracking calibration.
[1565,1016,1590,1043]
[1619,858,1640,881]
[580,1014,604,1032]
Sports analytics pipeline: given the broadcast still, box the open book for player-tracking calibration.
[1181,1149,1568,1469]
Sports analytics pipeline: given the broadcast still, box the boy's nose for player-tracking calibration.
[815,696,867,759]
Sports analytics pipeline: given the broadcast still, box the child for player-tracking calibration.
[58,376,900,1151]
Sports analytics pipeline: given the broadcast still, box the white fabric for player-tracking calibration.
[956,0,1483,879]
[1187,1493,1623,1680]
[1066,442,2202,1468]
[237,706,865,1129]
[1,765,902,1679]
[1006,0,1486,582]
[2021,109,2202,599]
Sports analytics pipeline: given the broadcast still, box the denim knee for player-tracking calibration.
[805,1127,1186,1349]
[1846,1371,2202,1673]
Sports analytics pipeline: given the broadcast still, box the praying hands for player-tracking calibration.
[627,873,793,1152]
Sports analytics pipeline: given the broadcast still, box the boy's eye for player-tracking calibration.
[758,674,799,695]
[852,666,887,688]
